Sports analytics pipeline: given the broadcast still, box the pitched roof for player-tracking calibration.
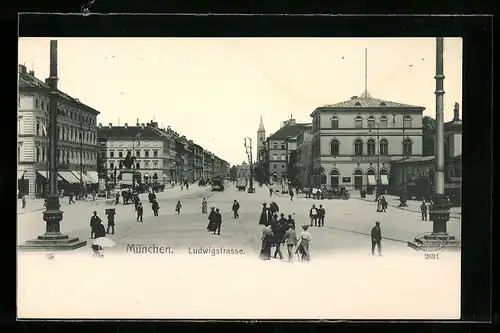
[314,92,424,113]
[267,123,308,141]
[97,126,163,140]
[18,69,100,115]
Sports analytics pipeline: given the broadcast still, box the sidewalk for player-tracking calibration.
[350,192,462,220]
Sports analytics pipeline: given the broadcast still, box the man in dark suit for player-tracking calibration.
[371,221,382,256]
[213,208,222,235]
[207,206,216,231]
[89,211,101,239]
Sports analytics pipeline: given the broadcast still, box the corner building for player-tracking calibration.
[310,92,425,190]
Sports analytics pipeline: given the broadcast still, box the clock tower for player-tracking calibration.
[257,115,266,163]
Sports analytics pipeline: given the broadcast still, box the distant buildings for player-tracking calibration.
[97,120,229,185]
[235,161,251,179]
[17,64,100,198]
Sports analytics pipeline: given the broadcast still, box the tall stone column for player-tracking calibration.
[408,37,460,251]
[19,40,87,251]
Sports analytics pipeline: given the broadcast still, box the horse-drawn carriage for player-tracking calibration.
[323,186,350,200]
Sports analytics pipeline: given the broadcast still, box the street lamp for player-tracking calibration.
[244,137,255,193]
[132,132,141,188]
[408,37,459,251]
[20,40,86,250]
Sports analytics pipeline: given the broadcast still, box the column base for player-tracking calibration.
[407,233,461,251]
[18,233,87,251]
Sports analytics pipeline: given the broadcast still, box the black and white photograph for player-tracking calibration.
[17,37,462,319]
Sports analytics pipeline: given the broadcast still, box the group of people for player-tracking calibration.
[206,206,223,235]
[309,204,327,227]
[376,196,388,212]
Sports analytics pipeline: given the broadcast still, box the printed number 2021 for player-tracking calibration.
[424,253,439,260]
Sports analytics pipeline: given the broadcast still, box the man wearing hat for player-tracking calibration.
[89,211,102,239]
[370,221,382,256]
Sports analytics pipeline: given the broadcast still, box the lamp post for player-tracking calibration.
[244,137,255,193]
[19,40,86,250]
[408,37,460,251]
[398,110,409,207]
[132,132,141,189]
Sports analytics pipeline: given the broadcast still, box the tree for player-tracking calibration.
[422,116,436,156]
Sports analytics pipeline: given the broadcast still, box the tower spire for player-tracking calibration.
[258,115,265,132]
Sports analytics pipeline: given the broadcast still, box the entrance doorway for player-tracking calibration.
[330,170,339,187]
[354,170,363,190]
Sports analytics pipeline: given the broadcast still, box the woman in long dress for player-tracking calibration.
[201,198,208,214]
[259,223,274,260]
[259,203,268,225]
[296,224,312,262]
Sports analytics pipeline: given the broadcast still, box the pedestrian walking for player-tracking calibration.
[21,193,27,209]
[282,223,298,262]
[175,201,182,215]
[371,221,382,256]
[148,191,156,204]
[201,198,208,214]
[152,200,160,217]
[259,223,274,260]
[207,206,217,231]
[289,189,294,201]
[106,209,115,235]
[296,225,312,262]
[213,208,222,235]
[420,200,428,221]
[259,203,268,225]
[309,205,318,227]
[381,196,388,212]
[89,211,102,239]
[376,197,383,212]
[317,205,326,227]
[232,200,240,218]
[269,187,273,197]
[68,193,75,205]
[271,218,286,260]
[286,213,295,230]
[136,202,144,222]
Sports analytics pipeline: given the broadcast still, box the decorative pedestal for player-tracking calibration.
[407,233,461,251]
[18,233,87,251]
[408,193,460,251]
[18,193,87,251]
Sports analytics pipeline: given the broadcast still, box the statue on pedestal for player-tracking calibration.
[453,102,460,121]
[119,152,136,169]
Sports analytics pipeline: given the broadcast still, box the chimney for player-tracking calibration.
[108,123,112,128]
[124,123,128,128]
[98,123,102,128]
[351,96,358,100]
[141,123,145,129]
[18,64,27,73]
[28,70,35,76]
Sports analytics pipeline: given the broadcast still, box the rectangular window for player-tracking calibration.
[273,154,277,160]
[153,162,158,169]
[136,150,140,157]
[145,151,150,158]
[153,150,158,157]
[118,152,123,158]
[145,162,150,169]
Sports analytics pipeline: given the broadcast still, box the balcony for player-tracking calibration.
[350,155,391,163]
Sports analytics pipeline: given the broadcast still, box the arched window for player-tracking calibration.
[330,139,340,156]
[379,139,389,156]
[366,169,376,186]
[330,169,340,186]
[331,116,339,129]
[281,154,285,160]
[403,138,413,155]
[355,116,363,128]
[273,154,277,160]
[110,162,114,169]
[380,116,388,128]
[368,116,375,128]
[404,115,412,128]
[354,139,363,156]
[273,143,278,149]
[367,139,376,155]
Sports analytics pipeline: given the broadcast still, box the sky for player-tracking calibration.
[18,38,462,166]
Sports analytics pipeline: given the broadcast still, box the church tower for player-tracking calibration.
[257,115,266,163]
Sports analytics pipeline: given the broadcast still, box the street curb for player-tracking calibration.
[352,197,461,220]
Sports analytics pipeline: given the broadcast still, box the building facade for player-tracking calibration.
[17,64,100,197]
[444,102,462,180]
[310,92,425,190]
[295,124,313,186]
[266,118,308,183]
[97,123,171,185]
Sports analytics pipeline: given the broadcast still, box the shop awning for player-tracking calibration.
[17,170,25,180]
[58,171,81,184]
[381,174,389,185]
[368,175,376,186]
[36,170,49,179]
[71,171,94,184]
[86,171,99,183]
